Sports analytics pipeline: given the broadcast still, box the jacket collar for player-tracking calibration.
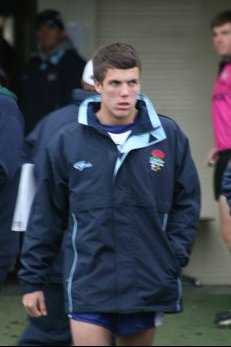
[77,93,163,134]
[77,93,167,178]
[0,86,17,100]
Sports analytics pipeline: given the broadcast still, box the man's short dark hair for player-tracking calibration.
[36,9,65,30]
[211,10,231,29]
[93,42,142,83]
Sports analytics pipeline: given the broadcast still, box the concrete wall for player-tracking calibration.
[38,0,96,59]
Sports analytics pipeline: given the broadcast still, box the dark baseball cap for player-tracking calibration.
[36,9,65,30]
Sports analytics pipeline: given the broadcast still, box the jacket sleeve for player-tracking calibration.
[18,137,69,294]
[167,128,201,268]
[23,116,47,164]
[0,96,24,187]
[23,127,39,164]
[222,161,231,209]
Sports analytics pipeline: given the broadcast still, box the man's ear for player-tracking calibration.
[94,81,102,94]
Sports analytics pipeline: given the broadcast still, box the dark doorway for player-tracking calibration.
[0,0,37,68]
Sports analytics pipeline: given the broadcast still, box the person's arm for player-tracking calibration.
[205,147,219,167]
[18,135,69,317]
[22,290,47,318]
[167,129,201,269]
[12,116,50,233]
[0,96,24,187]
[23,128,39,164]
[23,114,48,164]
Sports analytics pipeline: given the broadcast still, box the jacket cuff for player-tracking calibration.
[19,282,44,295]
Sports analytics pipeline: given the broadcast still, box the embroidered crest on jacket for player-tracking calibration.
[149,149,166,172]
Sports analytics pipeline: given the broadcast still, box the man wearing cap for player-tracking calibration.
[18,9,86,135]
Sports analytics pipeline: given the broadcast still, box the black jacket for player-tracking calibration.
[18,45,86,134]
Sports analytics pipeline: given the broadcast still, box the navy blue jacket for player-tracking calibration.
[19,94,200,314]
[22,89,95,283]
[0,89,24,268]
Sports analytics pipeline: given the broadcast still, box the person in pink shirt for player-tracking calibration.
[206,10,231,328]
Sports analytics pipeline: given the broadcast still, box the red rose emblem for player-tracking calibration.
[151,150,165,159]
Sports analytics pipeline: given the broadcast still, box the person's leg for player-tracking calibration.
[0,265,13,293]
[18,284,72,346]
[213,154,231,326]
[70,322,155,346]
[214,153,231,248]
[0,266,9,289]
[218,196,231,249]
[214,196,231,326]
[116,312,158,346]
[70,319,112,346]
[117,328,155,346]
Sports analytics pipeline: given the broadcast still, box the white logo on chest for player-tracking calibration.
[73,161,93,171]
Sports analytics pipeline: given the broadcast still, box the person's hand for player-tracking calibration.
[205,147,218,167]
[22,291,47,318]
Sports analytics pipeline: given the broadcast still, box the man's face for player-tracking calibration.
[212,23,231,57]
[36,25,65,54]
[95,67,141,125]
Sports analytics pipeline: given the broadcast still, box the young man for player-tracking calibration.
[18,9,86,135]
[0,86,24,289]
[205,11,231,328]
[19,43,200,346]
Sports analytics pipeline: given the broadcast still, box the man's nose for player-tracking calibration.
[120,83,130,96]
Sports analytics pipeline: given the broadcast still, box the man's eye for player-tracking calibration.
[224,31,231,36]
[128,80,138,86]
[110,81,120,86]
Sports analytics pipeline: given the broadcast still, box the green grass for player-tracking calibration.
[0,282,231,346]
[0,291,27,346]
[155,286,231,346]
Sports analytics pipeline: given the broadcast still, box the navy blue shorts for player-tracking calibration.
[69,312,163,336]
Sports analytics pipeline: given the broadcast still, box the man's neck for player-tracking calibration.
[218,56,231,73]
[96,108,138,126]
[222,55,231,62]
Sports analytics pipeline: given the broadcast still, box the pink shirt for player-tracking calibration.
[211,63,231,151]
